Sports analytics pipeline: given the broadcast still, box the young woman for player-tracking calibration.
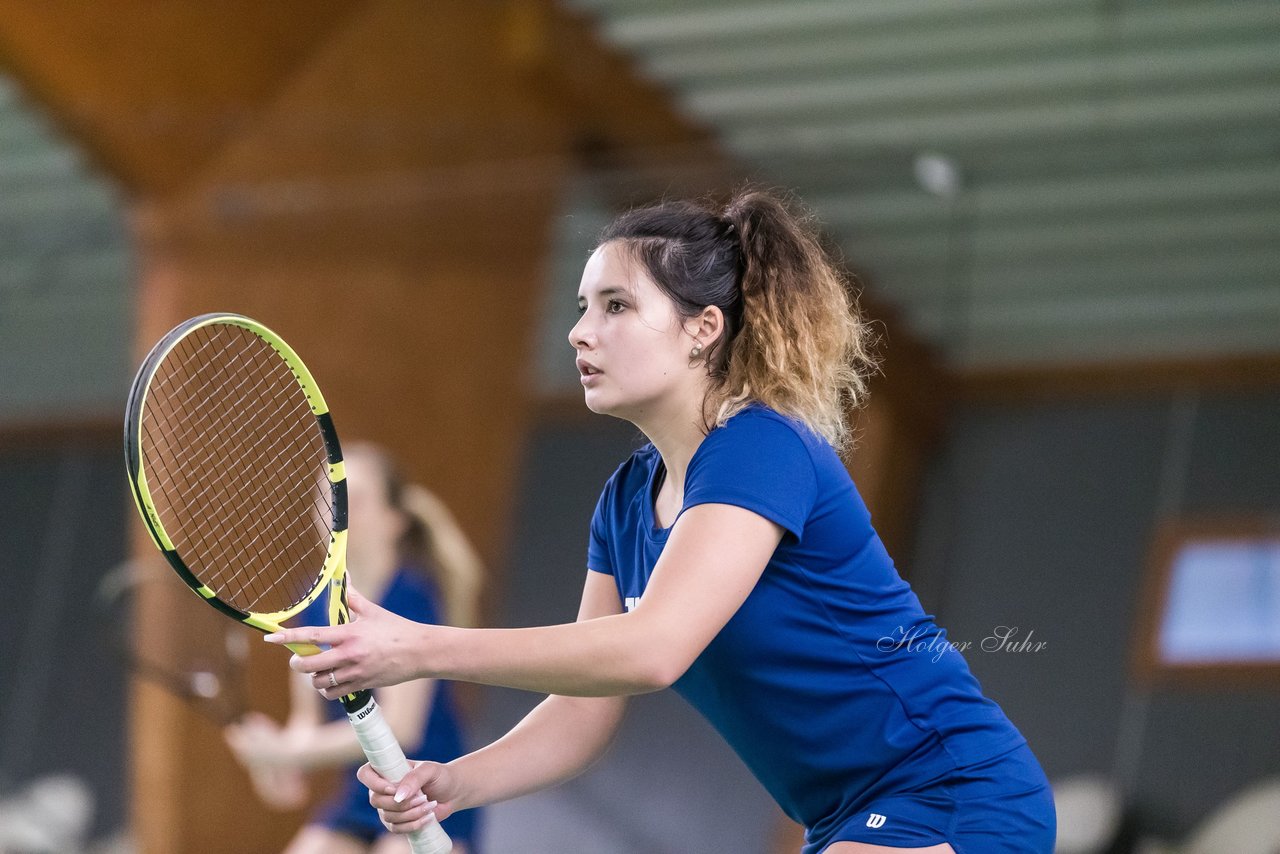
[229,442,484,854]
[267,191,1057,853]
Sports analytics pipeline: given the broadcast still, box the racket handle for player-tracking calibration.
[347,696,453,854]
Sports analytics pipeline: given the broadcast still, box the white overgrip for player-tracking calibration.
[347,696,452,854]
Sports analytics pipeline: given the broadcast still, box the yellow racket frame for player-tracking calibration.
[125,313,350,656]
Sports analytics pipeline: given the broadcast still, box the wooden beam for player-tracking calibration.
[0,1,367,195]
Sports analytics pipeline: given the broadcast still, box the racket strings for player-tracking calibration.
[168,328,329,608]
[145,338,323,610]
[146,334,308,549]
[148,331,326,610]
[159,373,315,551]
[141,323,334,614]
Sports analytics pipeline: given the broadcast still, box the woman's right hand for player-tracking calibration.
[357,759,460,833]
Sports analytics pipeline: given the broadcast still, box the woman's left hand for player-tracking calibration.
[264,586,436,698]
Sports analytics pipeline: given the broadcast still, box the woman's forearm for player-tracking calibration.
[427,613,680,696]
[448,694,626,811]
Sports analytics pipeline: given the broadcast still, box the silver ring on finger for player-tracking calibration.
[327,670,339,689]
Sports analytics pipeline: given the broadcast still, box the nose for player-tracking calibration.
[569,312,593,350]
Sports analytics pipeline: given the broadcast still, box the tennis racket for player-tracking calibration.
[124,312,452,854]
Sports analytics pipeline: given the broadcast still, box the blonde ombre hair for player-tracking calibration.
[347,442,483,628]
[599,189,878,451]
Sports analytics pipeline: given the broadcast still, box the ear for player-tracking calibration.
[685,305,726,348]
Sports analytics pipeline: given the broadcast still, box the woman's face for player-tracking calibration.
[568,242,701,421]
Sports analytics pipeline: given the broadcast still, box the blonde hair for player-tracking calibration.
[347,442,483,627]
[600,188,878,450]
[400,483,483,628]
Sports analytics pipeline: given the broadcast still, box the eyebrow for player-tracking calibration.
[577,287,628,303]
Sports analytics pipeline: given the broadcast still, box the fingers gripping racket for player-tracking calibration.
[124,313,451,854]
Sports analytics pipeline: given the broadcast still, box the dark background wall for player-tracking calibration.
[908,388,1280,838]
[0,440,129,840]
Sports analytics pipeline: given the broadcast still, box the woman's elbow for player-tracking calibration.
[632,649,692,693]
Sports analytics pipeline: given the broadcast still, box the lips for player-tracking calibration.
[576,358,602,377]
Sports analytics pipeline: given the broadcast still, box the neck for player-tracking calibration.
[631,389,711,499]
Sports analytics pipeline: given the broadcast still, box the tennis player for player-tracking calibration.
[230,442,483,853]
[269,190,1057,852]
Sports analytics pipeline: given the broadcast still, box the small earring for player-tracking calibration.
[690,342,704,358]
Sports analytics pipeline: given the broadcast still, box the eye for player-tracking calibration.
[606,299,626,314]
[576,303,587,316]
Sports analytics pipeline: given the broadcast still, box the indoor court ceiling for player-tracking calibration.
[564,0,1280,370]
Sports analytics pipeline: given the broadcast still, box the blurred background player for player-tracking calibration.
[226,441,484,854]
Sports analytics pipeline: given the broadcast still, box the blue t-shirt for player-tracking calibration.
[586,404,1026,833]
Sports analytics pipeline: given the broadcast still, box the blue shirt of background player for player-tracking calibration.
[295,567,480,848]
[586,403,1027,849]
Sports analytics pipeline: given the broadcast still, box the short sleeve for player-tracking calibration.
[586,486,614,575]
[683,412,818,538]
